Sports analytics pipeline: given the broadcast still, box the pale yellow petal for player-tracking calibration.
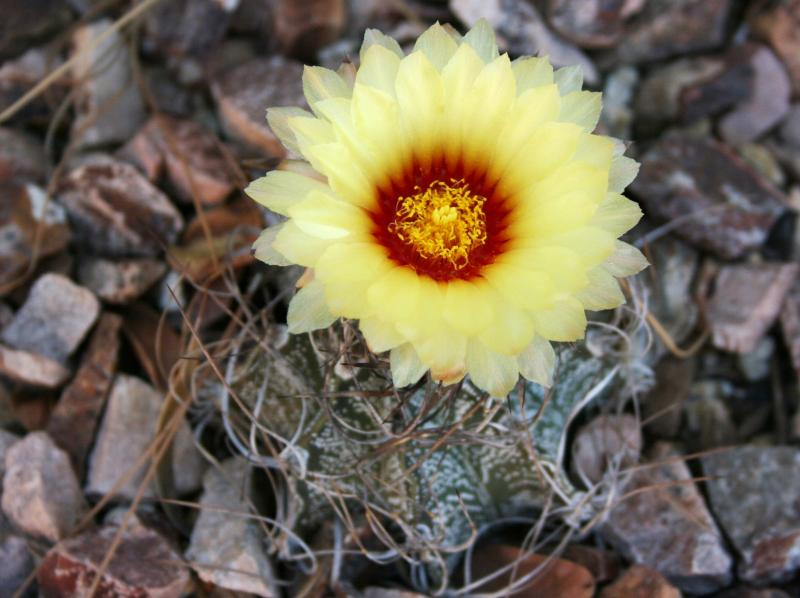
[350,84,405,180]
[360,316,405,352]
[390,343,427,388]
[576,266,625,311]
[443,279,493,336]
[466,340,519,397]
[245,169,329,216]
[591,193,643,237]
[602,241,649,277]
[315,243,392,318]
[440,42,485,157]
[554,64,583,95]
[477,292,535,355]
[572,134,614,171]
[356,43,401,96]
[367,266,422,324]
[462,18,499,64]
[545,227,616,268]
[360,28,404,63]
[413,328,468,385]
[530,296,587,342]
[482,262,554,310]
[287,114,336,151]
[512,56,554,93]
[517,336,556,387]
[252,224,293,266]
[303,66,351,116]
[395,51,445,159]
[609,155,640,193]
[559,90,601,132]
[266,107,314,155]
[288,190,369,239]
[272,220,332,267]
[499,246,587,294]
[303,142,374,209]
[413,22,459,71]
[287,279,337,333]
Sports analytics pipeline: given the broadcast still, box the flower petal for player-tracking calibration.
[303,66,351,115]
[609,155,640,193]
[531,296,587,342]
[360,316,405,352]
[266,107,314,155]
[462,18,499,64]
[414,22,459,71]
[360,28,404,63]
[390,343,427,387]
[466,340,519,397]
[591,193,643,237]
[512,56,554,93]
[245,169,329,216]
[559,90,601,132]
[253,224,293,266]
[517,335,556,387]
[287,279,337,333]
[602,241,649,277]
[576,266,625,311]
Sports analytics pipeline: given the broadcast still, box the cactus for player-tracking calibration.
[217,322,623,570]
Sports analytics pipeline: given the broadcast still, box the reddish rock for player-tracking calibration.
[466,545,595,597]
[47,313,121,477]
[0,128,47,183]
[120,115,236,205]
[211,56,306,156]
[561,545,621,584]
[0,345,70,388]
[600,565,681,598]
[56,155,184,257]
[1,273,100,363]
[716,589,791,598]
[273,0,346,58]
[706,263,798,353]
[599,0,735,65]
[38,522,189,598]
[571,414,641,484]
[631,137,788,259]
[70,19,145,148]
[121,302,182,391]
[546,0,644,49]
[451,0,599,83]
[2,431,87,542]
[749,0,800,96]
[642,357,695,438]
[0,183,71,294]
[77,257,166,305]
[600,444,732,594]
[703,446,800,584]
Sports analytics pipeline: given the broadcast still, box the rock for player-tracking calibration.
[0,128,47,183]
[0,183,71,294]
[85,375,162,499]
[702,446,800,584]
[719,46,791,145]
[120,115,236,205]
[362,590,427,598]
[631,136,788,259]
[2,273,100,363]
[738,336,775,382]
[716,589,792,598]
[0,534,34,597]
[598,0,735,65]
[450,0,599,84]
[781,105,800,148]
[0,0,72,59]
[47,313,121,478]
[186,458,276,596]
[706,262,798,353]
[642,357,695,438]
[466,544,595,597]
[600,444,732,594]
[601,66,639,139]
[781,280,800,377]
[56,155,184,257]
[561,545,621,584]
[748,0,800,96]
[38,521,189,597]
[70,19,146,148]
[172,418,205,497]
[684,381,738,451]
[0,344,71,388]
[142,0,235,85]
[211,56,305,156]
[120,301,182,390]
[2,431,87,542]
[77,257,166,304]
[599,565,681,598]
[737,144,786,189]
[0,45,68,125]
[545,0,644,49]
[571,414,641,484]
[273,0,346,59]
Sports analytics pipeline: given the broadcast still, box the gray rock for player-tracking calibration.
[1,273,100,363]
[77,257,166,305]
[707,263,798,353]
[738,336,775,382]
[780,279,800,378]
[780,104,800,148]
[0,127,47,184]
[545,0,644,49]
[601,66,639,139]
[642,357,695,439]
[601,444,732,594]
[2,431,87,542]
[38,520,189,597]
[0,534,33,597]
[450,0,598,83]
[70,19,145,148]
[684,381,738,451]
[572,414,641,485]
[186,458,276,596]
[703,446,800,584]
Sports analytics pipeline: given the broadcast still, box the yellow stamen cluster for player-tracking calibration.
[389,179,487,269]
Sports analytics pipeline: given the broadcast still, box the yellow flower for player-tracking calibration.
[247,20,646,397]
